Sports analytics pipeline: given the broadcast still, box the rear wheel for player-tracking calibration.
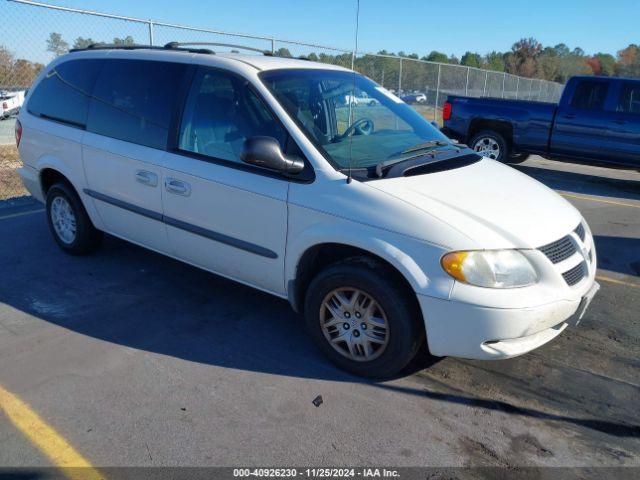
[470,130,508,162]
[46,182,102,254]
[304,258,424,378]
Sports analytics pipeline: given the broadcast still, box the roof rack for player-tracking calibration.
[164,41,270,55]
[69,41,288,58]
[69,43,214,54]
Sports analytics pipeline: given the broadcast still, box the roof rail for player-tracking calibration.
[69,43,214,54]
[164,42,270,55]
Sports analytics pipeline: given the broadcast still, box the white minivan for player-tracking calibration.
[17,44,599,377]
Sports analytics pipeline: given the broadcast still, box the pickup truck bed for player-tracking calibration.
[442,76,640,168]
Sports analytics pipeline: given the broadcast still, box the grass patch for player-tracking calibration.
[0,144,27,200]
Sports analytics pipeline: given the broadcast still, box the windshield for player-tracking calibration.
[260,69,452,175]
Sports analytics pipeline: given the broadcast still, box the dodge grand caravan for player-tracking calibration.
[17,44,599,377]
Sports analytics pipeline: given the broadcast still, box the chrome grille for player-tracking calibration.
[575,223,586,242]
[539,235,576,264]
[562,262,586,286]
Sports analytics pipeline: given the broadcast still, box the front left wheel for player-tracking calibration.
[304,258,424,378]
[46,182,102,255]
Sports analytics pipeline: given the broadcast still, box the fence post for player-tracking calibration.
[528,80,533,100]
[465,66,470,96]
[515,76,519,100]
[434,63,441,122]
[398,57,403,94]
[482,71,488,97]
[271,38,275,54]
[501,72,506,98]
[148,19,154,46]
[538,80,542,101]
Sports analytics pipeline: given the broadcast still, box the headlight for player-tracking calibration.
[441,250,537,288]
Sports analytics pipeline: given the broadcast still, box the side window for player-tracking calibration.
[570,81,608,111]
[87,59,187,150]
[178,68,286,163]
[617,83,640,114]
[27,59,102,128]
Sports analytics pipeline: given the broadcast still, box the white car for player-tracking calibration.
[344,92,380,107]
[17,45,598,377]
[1,90,25,119]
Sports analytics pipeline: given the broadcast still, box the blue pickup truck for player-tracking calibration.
[442,75,640,168]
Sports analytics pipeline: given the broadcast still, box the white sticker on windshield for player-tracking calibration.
[375,86,403,104]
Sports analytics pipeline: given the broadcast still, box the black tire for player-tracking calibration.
[507,152,530,164]
[368,100,376,107]
[469,130,509,162]
[46,182,102,255]
[304,257,424,378]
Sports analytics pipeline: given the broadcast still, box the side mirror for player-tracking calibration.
[240,136,304,174]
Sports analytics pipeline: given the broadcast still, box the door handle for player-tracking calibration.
[165,178,191,197]
[135,170,158,187]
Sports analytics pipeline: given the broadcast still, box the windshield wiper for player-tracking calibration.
[376,141,452,178]
[400,140,449,155]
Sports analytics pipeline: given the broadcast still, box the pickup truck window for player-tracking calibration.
[617,83,640,114]
[570,81,608,111]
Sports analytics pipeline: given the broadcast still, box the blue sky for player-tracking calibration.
[2,0,638,61]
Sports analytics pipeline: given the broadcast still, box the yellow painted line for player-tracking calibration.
[560,192,640,209]
[0,208,44,221]
[596,275,640,289]
[0,384,103,480]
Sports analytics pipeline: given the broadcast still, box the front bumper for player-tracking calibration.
[418,281,599,359]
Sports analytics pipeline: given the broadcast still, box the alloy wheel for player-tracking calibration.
[319,288,390,362]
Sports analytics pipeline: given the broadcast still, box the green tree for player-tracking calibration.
[274,47,292,58]
[484,51,505,72]
[461,51,482,68]
[46,32,68,57]
[113,36,135,46]
[73,37,97,49]
[424,51,448,63]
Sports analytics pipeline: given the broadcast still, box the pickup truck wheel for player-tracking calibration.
[507,152,530,164]
[304,258,424,378]
[46,182,102,255]
[470,131,508,162]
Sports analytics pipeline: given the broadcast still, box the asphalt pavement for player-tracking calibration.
[0,157,638,473]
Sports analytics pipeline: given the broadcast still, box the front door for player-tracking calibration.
[161,67,295,296]
[550,79,614,160]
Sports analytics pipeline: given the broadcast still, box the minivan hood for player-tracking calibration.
[367,158,580,249]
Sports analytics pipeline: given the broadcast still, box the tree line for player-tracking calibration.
[1,33,639,91]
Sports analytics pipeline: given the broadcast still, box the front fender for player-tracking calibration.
[285,210,454,302]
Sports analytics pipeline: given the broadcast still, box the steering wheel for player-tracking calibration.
[336,117,375,141]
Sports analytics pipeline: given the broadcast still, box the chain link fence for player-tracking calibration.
[0,0,564,200]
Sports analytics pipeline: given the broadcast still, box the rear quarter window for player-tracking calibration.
[87,59,187,150]
[27,59,102,128]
